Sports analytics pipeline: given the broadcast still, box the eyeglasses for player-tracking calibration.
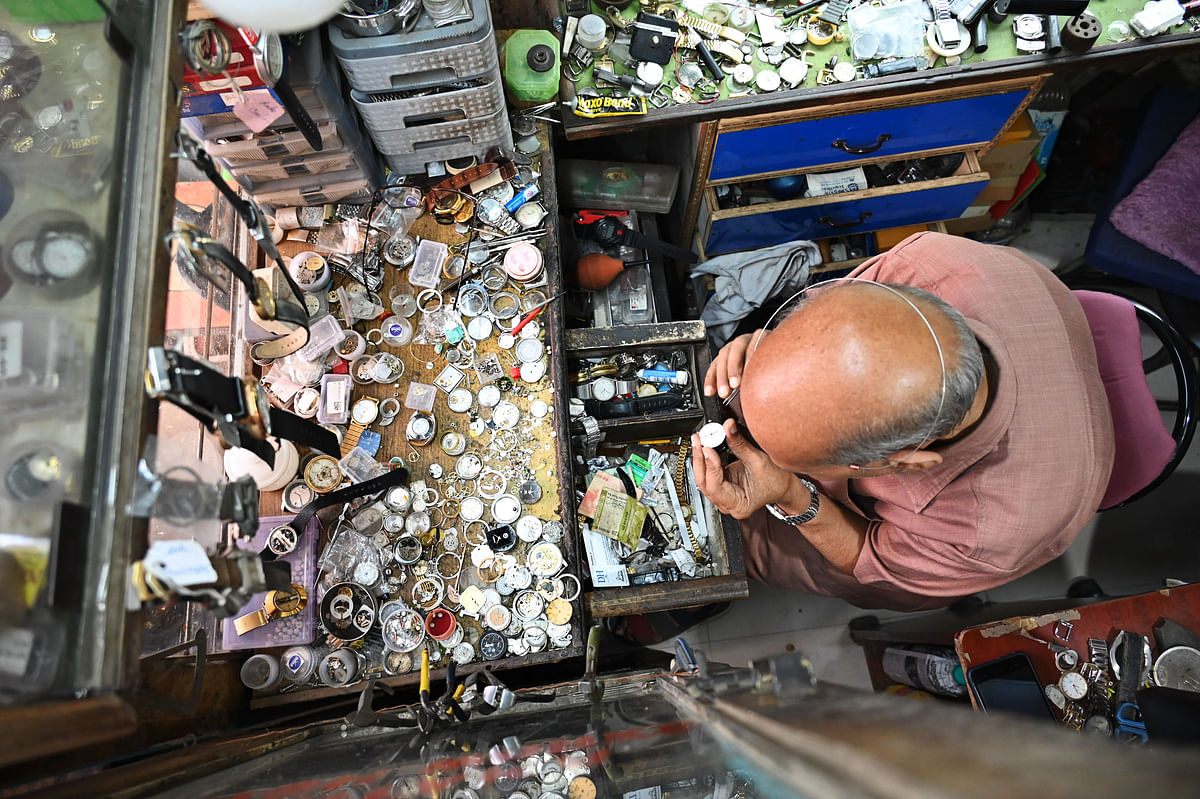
[721,277,948,472]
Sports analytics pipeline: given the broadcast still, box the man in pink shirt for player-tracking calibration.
[693,232,1115,611]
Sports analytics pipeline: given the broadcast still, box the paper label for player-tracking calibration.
[0,627,34,677]
[592,488,646,549]
[623,787,662,799]
[805,166,868,197]
[0,320,23,379]
[582,526,629,587]
[233,90,285,133]
[625,453,651,486]
[144,539,219,587]
[578,471,626,518]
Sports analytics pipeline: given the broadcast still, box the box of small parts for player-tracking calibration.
[565,321,748,617]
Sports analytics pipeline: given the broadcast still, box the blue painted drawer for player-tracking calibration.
[704,178,988,256]
[710,90,1029,181]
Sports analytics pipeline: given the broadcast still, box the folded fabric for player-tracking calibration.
[1109,114,1200,276]
[691,239,822,347]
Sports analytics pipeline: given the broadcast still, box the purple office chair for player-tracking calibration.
[1073,289,1197,509]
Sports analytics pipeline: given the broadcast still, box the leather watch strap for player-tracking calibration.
[273,467,411,555]
[426,160,520,214]
[268,406,340,457]
[620,226,700,264]
[270,43,323,152]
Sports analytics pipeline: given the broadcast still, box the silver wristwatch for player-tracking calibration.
[766,476,820,526]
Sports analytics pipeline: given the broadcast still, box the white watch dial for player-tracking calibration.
[591,377,616,401]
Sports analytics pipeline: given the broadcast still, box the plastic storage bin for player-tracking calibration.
[329,0,497,92]
[378,107,513,176]
[558,159,681,214]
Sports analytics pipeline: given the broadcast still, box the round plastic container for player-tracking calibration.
[289,251,330,292]
[240,654,283,691]
[503,29,561,105]
[280,645,318,683]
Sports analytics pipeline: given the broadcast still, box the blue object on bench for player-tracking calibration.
[1084,86,1200,302]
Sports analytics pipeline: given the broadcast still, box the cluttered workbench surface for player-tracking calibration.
[556,0,1200,138]
[236,123,590,707]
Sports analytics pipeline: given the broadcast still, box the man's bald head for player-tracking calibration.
[740,281,984,470]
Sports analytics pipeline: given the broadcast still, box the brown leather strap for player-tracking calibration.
[426,160,520,215]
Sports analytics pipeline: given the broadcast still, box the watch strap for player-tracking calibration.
[274,467,411,555]
[342,421,367,456]
[268,405,341,457]
[619,226,700,264]
[272,73,323,152]
[766,476,820,526]
[426,160,520,216]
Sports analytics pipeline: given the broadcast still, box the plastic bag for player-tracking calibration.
[847,0,931,60]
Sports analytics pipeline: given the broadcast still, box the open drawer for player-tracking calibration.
[564,321,748,618]
[700,152,989,256]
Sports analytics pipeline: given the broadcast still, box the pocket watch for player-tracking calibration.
[303,454,342,493]
[233,584,307,635]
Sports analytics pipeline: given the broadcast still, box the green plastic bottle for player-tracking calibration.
[503,30,561,106]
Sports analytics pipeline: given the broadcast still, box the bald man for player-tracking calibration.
[692,232,1115,611]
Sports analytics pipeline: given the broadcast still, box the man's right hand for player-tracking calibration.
[703,329,765,400]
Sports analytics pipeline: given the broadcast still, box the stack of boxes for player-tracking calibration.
[181,30,383,208]
[945,112,1044,234]
[328,0,513,177]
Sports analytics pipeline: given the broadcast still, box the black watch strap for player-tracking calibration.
[268,406,340,458]
[272,73,323,152]
[267,468,411,560]
[620,226,699,264]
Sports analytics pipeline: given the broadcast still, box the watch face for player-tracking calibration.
[351,398,379,425]
[1044,682,1066,710]
[591,377,616,401]
[1059,670,1088,701]
[304,455,341,492]
[492,401,520,429]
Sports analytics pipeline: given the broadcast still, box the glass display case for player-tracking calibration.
[0,0,179,713]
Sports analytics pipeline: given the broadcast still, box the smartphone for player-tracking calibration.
[966,651,1056,719]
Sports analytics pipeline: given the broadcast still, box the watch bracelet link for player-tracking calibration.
[766,476,820,526]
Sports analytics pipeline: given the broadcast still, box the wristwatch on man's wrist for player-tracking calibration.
[766,476,820,526]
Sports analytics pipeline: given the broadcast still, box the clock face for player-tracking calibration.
[304,455,341,492]
[568,777,596,799]
[1059,670,1089,701]
[492,401,520,429]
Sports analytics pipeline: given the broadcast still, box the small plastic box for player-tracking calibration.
[297,313,342,362]
[318,373,352,424]
[339,446,387,483]
[408,240,448,288]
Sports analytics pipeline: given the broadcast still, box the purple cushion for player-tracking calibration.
[1109,115,1200,277]
[1073,290,1177,508]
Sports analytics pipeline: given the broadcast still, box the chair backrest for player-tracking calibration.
[1073,289,1198,509]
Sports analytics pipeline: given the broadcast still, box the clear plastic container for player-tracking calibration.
[409,239,448,288]
[558,159,681,214]
[607,263,656,325]
[318,373,352,424]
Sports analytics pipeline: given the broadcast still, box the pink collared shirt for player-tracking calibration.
[739,232,1115,610]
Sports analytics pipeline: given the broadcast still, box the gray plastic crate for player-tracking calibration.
[249,168,377,207]
[378,107,512,176]
[203,120,348,162]
[352,73,505,139]
[228,150,364,183]
[329,0,497,92]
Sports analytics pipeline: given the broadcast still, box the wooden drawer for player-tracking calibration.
[564,321,748,617]
[709,86,1031,182]
[700,154,989,256]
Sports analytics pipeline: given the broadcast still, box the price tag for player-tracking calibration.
[0,319,23,380]
[0,627,34,677]
[233,89,285,133]
[144,539,218,587]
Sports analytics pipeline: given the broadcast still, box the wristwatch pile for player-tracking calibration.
[567,349,698,420]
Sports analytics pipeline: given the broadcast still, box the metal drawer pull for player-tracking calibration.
[818,212,871,229]
[830,133,892,154]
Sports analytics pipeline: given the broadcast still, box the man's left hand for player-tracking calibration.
[691,419,798,520]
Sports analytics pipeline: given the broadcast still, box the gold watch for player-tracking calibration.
[342,397,379,455]
[233,584,308,635]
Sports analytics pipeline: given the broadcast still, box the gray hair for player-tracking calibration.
[826,284,985,466]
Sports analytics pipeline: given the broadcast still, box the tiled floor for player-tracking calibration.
[664,215,1200,690]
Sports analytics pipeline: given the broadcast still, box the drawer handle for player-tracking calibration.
[830,134,892,154]
[818,212,872,230]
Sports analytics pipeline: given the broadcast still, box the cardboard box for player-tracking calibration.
[981,136,1041,178]
[972,176,1020,205]
[995,111,1035,146]
[943,207,996,235]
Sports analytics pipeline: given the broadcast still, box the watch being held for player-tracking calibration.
[766,475,820,526]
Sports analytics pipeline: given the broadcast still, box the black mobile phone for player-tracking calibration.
[966,651,1056,719]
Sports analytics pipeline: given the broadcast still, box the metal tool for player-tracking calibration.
[1114,631,1149,743]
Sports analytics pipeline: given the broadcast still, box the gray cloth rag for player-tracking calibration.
[691,239,822,347]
